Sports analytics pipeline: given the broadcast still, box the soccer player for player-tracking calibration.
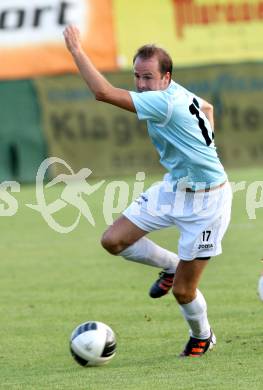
[63,25,232,357]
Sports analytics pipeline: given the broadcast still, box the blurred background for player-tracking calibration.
[0,0,262,182]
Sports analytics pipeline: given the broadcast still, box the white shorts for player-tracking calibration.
[123,179,232,261]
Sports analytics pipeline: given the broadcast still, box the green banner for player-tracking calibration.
[0,80,46,182]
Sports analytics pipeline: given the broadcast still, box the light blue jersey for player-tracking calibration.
[129,80,227,190]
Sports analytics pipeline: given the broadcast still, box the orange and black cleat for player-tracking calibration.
[179,331,216,357]
[149,271,175,298]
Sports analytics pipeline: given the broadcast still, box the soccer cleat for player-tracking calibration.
[179,330,216,357]
[149,271,175,298]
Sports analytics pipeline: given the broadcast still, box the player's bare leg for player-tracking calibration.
[101,215,147,254]
[172,259,216,357]
[173,259,208,304]
[101,215,179,295]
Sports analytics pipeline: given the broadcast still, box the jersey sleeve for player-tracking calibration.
[129,90,168,123]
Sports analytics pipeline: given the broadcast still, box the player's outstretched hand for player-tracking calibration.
[63,25,82,55]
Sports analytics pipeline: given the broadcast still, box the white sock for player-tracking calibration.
[118,237,179,273]
[179,289,211,339]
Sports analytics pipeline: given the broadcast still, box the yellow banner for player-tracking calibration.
[0,0,117,79]
[114,0,263,67]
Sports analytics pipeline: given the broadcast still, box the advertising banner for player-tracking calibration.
[34,74,163,178]
[114,0,263,67]
[0,80,46,182]
[177,63,263,168]
[1,0,263,78]
[35,64,263,178]
[0,0,117,79]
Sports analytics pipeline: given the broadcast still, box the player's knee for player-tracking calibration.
[100,231,124,255]
[172,285,195,305]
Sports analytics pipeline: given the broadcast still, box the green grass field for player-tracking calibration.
[0,167,263,390]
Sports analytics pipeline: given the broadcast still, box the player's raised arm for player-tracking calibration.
[200,99,214,131]
[63,25,135,112]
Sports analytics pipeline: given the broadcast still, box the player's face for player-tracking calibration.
[133,56,170,92]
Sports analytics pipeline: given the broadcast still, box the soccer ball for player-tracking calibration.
[70,321,117,367]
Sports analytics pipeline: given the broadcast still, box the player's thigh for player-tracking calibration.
[102,180,176,253]
[101,215,147,252]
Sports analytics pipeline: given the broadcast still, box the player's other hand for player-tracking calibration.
[63,25,82,55]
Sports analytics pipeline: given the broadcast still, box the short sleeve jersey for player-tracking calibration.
[129,80,227,190]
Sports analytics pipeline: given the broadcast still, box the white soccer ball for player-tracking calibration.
[258,275,263,301]
[70,321,117,367]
